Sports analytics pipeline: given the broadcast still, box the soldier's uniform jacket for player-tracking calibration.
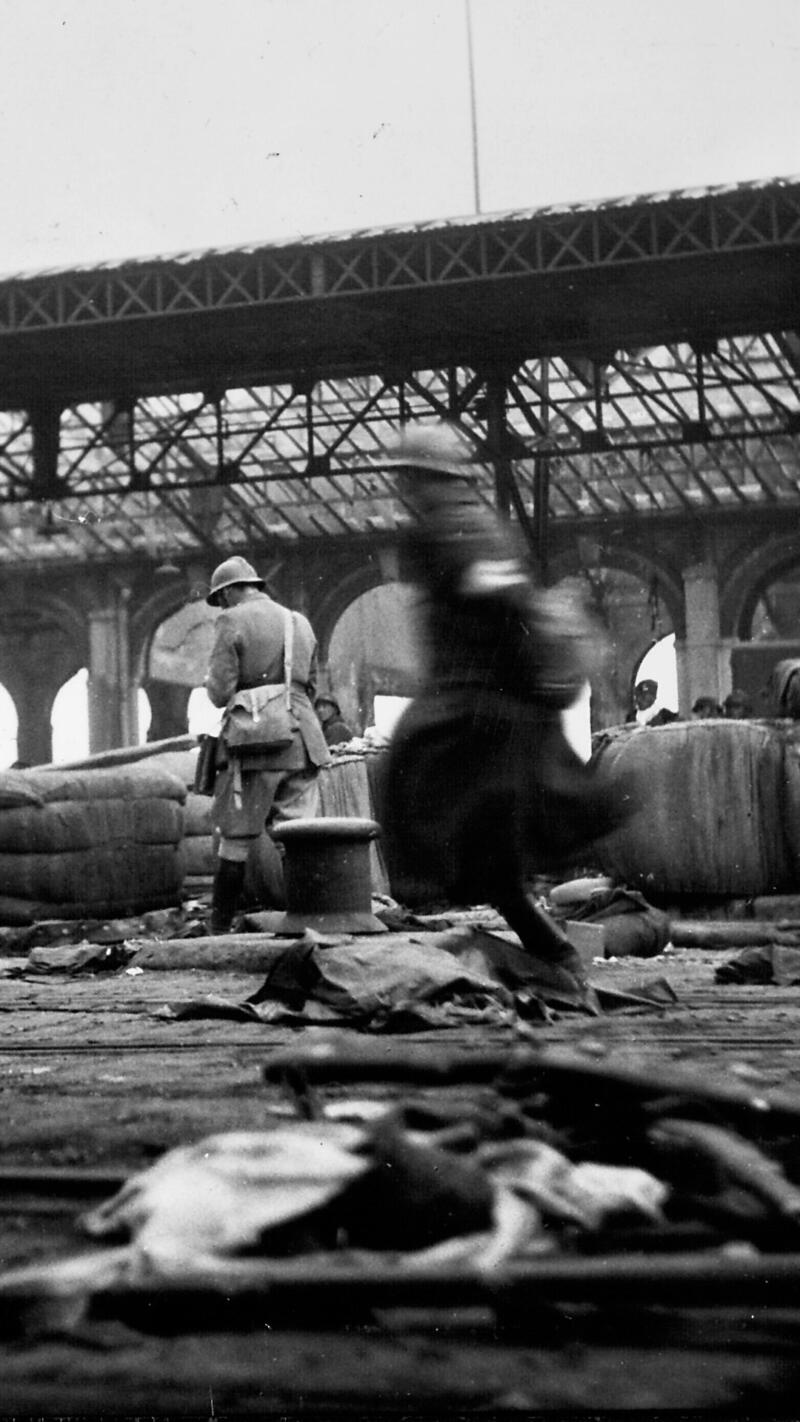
[382,460,631,902]
[205,594,330,772]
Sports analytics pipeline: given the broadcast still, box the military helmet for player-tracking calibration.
[383,420,481,477]
[206,555,265,606]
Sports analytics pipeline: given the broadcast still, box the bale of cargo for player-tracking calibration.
[133,745,216,891]
[0,764,186,923]
[180,834,215,878]
[0,769,46,810]
[184,792,213,838]
[588,719,795,898]
[319,750,391,896]
[777,720,800,866]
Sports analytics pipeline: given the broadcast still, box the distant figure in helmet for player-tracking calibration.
[627,679,679,727]
[379,422,635,1001]
[691,695,722,719]
[314,694,356,747]
[203,556,330,933]
[722,688,752,720]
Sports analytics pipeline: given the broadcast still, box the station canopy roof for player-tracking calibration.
[0,176,797,567]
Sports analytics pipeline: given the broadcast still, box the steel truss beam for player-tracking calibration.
[0,182,797,335]
[0,334,797,567]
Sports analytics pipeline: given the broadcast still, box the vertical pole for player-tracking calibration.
[127,400,137,487]
[696,348,707,428]
[485,372,512,520]
[464,0,482,215]
[30,402,62,497]
[305,389,315,464]
[533,456,551,585]
[536,357,552,584]
[215,396,224,477]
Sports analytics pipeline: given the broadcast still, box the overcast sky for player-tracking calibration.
[0,0,797,275]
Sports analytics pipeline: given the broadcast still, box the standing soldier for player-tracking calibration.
[204,557,330,933]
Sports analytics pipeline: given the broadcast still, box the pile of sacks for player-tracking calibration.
[0,764,185,925]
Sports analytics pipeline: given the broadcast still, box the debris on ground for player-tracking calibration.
[716,941,800,985]
[550,886,671,959]
[154,928,677,1032]
[0,903,206,958]
[4,1040,800,1341]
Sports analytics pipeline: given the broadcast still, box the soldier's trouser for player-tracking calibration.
[210,765,321,929]
[214,765,321,860]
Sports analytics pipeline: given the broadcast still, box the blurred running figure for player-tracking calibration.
[381,422,634,1000]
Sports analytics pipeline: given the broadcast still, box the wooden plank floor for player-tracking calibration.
[2,937,800,1413]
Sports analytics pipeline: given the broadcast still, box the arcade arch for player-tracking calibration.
[727,557,800,716]
[326,582,422,733]
[0,589,87,763]
[144,598,217,741]
[747,564,800,643]
[51,670,89,764]
[633,634,679,717]
[0,684,17,767]
[144,578,427,741]
[134,553,686,743]
[571,564,676,727]
[719,534,800,643]
[51,669,153,763]
[323,562,679,733]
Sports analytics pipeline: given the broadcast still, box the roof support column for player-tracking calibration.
[484,372,513,520]
[30,402,62,497]
[87,582,137,752]
[2,649,59,766]
[484,370,550,581]
[532,455,551,585]
[676,561,727,715]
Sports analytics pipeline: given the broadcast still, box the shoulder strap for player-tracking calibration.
[283,609,295,711]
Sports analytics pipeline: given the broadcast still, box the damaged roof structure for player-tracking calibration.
[0,175,796,568]
[2,179,800,1412]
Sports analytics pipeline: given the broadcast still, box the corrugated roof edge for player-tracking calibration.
[1,173,798,284]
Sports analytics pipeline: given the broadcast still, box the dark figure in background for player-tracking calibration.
[381,422,635,999]
[771,660,800,718]
[315,694,356,747]
[723,689,752,720]
[204,556,330,933]
[691,695,723,719]
[628,679,679,727]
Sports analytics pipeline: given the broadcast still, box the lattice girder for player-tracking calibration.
[0,335,793,567]
[0,181,797,336]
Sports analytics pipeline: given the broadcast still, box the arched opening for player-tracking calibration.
[326,583,422,733]
[187,686,222,737]
[51,670,152,763]
[633,633,679,720]
[323,568,675,735]
[0,684,19,768]
[730,562,800,715]
[145,600,217,740]
[748,564,800,641]
[574,564,676,727]
[51,669,90,763]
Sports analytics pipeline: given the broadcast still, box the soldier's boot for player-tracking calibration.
[209,858,246,935]
[494,887,592,1002]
